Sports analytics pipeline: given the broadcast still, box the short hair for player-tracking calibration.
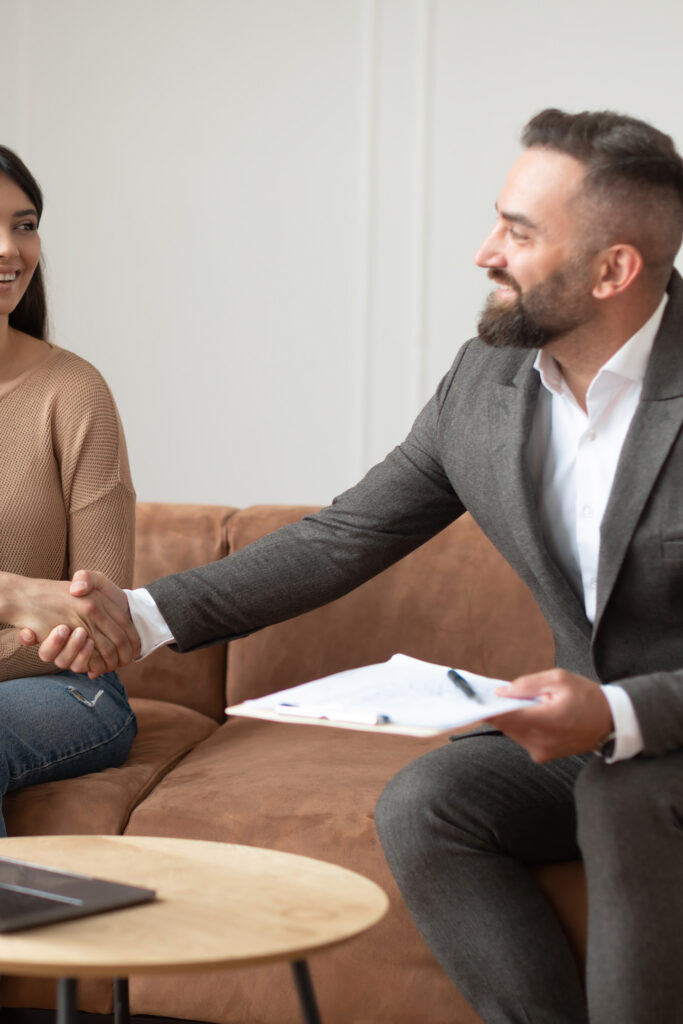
[0,146,47,340]
[522,108,683,287]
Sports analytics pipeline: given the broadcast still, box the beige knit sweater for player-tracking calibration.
[0,343,135,680]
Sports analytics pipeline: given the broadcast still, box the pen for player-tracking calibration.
[448,668,483,704]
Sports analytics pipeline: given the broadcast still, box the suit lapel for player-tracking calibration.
[594,272,683,632]
[488,356,591,637]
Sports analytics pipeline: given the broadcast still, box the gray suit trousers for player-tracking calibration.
[375,733,683,1024]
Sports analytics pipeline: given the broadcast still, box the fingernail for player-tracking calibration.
[57,625,69,638]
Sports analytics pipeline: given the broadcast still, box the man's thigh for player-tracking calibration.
[379,730,590,864]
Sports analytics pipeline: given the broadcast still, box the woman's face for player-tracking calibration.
[0,172,41,320]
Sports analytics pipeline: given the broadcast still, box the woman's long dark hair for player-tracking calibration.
[0,146,47,340]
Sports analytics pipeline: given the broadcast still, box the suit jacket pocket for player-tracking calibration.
[661,535,683,559]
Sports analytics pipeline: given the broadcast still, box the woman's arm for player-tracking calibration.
[1,348,137,677]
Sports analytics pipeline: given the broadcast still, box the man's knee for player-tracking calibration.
[375,754,435,850]
[376,735,511,855]
[375,742,477,862]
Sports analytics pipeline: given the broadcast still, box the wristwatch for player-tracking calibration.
[595,731,616,758]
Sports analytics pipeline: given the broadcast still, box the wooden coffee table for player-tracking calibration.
[0,835,388,1024]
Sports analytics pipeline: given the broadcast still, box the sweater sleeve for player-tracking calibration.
[54,354,136,587]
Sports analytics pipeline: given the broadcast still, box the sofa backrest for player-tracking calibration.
[120,502,235,721]
[224,505,555,707]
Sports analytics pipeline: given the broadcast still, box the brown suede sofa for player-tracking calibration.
[1,502,587,1024]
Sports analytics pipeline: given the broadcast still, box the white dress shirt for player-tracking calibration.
[527,293,668,761]
[126,295,668,762]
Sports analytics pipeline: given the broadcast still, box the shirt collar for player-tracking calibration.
[533,292,669,397]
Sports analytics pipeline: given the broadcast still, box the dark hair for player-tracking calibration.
[522,109,683,284]
[0,146,47,339]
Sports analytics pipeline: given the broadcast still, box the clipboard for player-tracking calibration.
[226,654,536,737]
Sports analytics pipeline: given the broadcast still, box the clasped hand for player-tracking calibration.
[488,669,613,762]
[16,570,139,678]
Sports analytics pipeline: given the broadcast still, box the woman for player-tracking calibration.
[0,145,137,837]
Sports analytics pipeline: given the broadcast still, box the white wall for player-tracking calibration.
[2,0,682,506]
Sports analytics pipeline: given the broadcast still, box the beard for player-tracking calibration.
[478,263,595,350]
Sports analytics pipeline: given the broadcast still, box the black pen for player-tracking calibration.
[448,668,483,704]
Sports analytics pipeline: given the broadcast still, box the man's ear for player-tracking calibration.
[592,244,643,299]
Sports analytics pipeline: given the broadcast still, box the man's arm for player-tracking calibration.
[143,380,467,653]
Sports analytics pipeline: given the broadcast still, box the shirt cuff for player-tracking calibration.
[124,587,175,660]
[601,684,644,762]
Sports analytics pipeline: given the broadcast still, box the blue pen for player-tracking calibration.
[448,668,483,704]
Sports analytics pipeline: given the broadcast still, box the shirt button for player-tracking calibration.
[582,505,593,517]
[590,578,598,590]
[585,430,597,441]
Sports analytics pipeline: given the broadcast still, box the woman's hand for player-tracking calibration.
[11,570,140,677]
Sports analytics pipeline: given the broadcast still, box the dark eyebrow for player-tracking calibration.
[495,203,538,231]
[12,208,38,219]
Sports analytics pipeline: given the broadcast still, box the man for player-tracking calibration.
[11,109,683,1023]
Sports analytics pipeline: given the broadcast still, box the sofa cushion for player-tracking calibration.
[120,502,236,720]
[224,506,555,707]
[4,697,218,837]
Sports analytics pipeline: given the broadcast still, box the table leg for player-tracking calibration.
[113,977,130,1024]
[291,959,323,1024]
[57,977,78,1024]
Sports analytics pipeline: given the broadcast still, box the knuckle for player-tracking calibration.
[98,638,115,660]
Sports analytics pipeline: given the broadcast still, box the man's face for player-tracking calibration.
[474,147,597,349]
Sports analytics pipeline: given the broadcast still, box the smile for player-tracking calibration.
[0,272,17,282]
[495,284,519,302]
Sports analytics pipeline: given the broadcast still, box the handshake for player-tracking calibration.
[10,570,141,678]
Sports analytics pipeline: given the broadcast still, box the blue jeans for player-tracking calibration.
[0,670,137,838]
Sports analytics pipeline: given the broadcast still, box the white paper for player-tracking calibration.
[227,654,536,732]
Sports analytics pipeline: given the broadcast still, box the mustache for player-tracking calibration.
[487,269,521,293]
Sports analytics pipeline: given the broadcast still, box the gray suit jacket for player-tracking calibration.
[148,271,683,758]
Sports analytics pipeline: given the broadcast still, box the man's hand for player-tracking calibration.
[487,668,613,763]
[15,570,140,678]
